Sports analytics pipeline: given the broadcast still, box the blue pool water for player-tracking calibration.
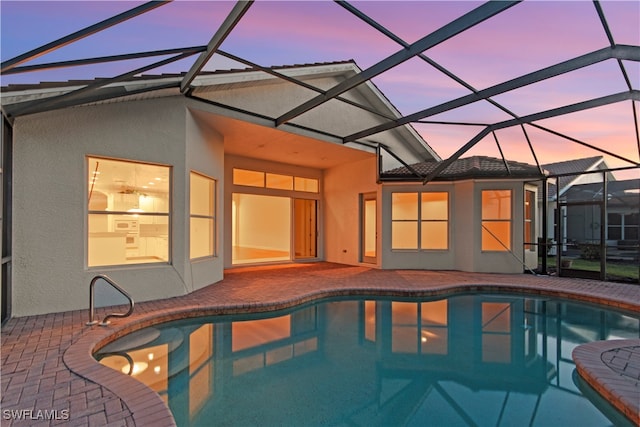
[96,293,639,426]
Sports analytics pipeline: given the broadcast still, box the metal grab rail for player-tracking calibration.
[87,275,135,326]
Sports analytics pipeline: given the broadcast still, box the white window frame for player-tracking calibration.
[391,191,450,251]
[190,171,217,260]
[87,156,171,267]
[233,167,319,194]
[481,189,512,252]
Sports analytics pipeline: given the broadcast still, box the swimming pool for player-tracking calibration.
[95,293,639,426]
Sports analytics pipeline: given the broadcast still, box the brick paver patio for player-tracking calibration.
[2,263,639,426]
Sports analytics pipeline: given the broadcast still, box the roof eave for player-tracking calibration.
[379,173,546,182]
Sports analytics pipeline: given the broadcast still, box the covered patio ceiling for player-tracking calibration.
[1,0,639,181]
[190,108,375,169]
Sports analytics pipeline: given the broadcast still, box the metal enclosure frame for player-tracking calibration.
[1,0,638,291]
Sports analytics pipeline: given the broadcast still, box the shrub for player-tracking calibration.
[579,243,601,260]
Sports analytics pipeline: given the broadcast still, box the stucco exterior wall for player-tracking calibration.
[324,156,378,266]
[196,74,341,120]
[471,181,528,274]
[12,97,222,316]
[453,181,475,272]
[185,107,225,291]
[381,182,456,270]
[381,180,531,274]
[194,68,433,165]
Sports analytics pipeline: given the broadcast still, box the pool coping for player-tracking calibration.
[573,340,640,425]
[60,271,640,427]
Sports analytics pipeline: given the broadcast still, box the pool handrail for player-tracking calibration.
[87,275,135,326]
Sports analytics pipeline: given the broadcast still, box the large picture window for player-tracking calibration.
[392,192,449,250]
[87,157,170,267]
[481,190,512,251]
[190,172,216,259]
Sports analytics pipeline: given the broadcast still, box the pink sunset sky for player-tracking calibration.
[1,0,639,179]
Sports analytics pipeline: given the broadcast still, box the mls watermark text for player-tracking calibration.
[2,409,70,421]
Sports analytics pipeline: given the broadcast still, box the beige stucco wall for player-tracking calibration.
[453,181,475,272]
[194,67,434,165]
[470,181,528,274]
[381,182,456,270]
[12,97,224,316]
[184,107,225,291]
[381,179,533,274]
[324,156,379,266]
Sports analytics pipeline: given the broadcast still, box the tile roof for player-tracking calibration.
[564,178,640,206]
[542,156,605,197]
[542,156,604,175]
[0,60,356,93]
[381,155,545,181]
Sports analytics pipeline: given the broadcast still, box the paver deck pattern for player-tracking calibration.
[2,263,639,426]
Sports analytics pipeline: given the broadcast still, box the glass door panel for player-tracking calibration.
[232,193,291,265]
[362,194,377,263]
[558,201,603,279]
[294,199,317,259]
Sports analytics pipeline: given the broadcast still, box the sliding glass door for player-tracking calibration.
[232,194,291,265]
[231,194,318,265]
[294,199,317,259]
[361,193,377,264]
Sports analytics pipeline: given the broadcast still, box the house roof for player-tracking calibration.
[1,60,438,168]
[381,155,545,182]
[563,178,640,207]
[0,60,356,93]
[542,156,608,197]
[606,179,640,209]
[543,156,604,176]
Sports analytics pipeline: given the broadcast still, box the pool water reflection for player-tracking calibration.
[96,294,639,427]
